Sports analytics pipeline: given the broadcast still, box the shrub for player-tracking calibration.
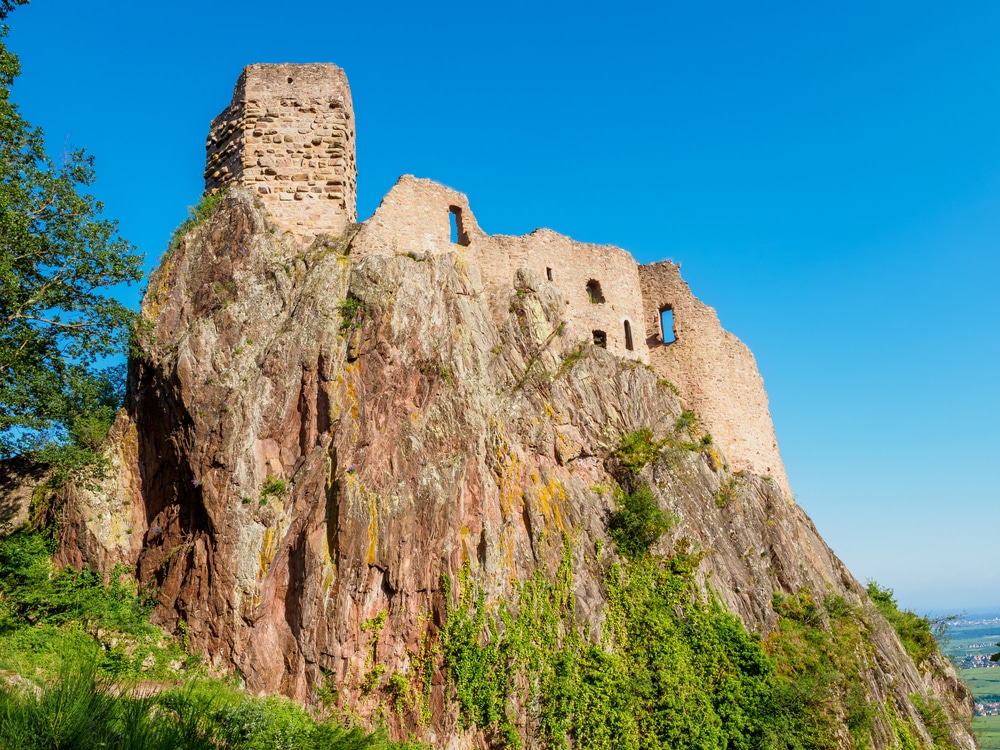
[260,476,287,503]
[339,296,367,332]
[866,581,938,667]
[614,428,662,473]
[167,192,224,252]
[608,484,673,560]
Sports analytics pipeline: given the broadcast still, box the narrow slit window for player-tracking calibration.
[592,330,607,348]
[660,305,676,344]
[546,267,553,281]
[586,279,605,304]
[624,320,633,351]
[449,205,470,246]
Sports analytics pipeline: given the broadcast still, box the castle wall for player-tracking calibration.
[354,177,648,362]
[353,175,482,257]
[205,64,356,238]
[639,261,791,498]
[202,66,791,498]
[471,231,648,362]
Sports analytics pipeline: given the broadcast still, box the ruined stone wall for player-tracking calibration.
[639,261,791,497]
[355,176,648,362]
[201,65,787,494]
[353,175,483,257]
[205,64,356,239]
[471,231,648,362]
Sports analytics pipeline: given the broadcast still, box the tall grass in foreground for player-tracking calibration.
[0,660,382,750]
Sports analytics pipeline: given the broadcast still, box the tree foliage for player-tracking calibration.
[0,2,142,459]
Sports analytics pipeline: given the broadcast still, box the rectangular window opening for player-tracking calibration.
[546,267,553,282]
[624,320,633,351]
[592,330,607,348]
[660,306,676,344]
[449,206,470,246]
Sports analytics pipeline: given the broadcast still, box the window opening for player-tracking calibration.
[592,330,607,348]
[449,205,470,246]
[546,267,553,282]
[586,279,605,304]
[624,320,633,351]
[660,305,676,344]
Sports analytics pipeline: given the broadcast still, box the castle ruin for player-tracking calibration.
[206,64,792,498]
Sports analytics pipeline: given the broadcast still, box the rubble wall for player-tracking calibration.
[639,261,791,497]
[205,63,356,238]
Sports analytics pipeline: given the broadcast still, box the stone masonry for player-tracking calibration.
[205,64,356,239]
[640,262,792,497]
[206,65,792,498]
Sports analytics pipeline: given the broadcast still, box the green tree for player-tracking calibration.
[0,0,142,462]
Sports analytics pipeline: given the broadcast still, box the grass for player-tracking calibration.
[0,661,410,750]
[973,715,1000,750]
[259,476,287,504]
[0,529,426,749]
[0,531,194,682]
[614,429,663,473]
[866,581,938,668]
[166,192,224,253]
[961,667,1000,700]
[555,343,587,377]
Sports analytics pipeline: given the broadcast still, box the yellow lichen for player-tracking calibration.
[366,487,378,566]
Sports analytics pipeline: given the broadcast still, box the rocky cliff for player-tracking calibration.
[53,188,974,749]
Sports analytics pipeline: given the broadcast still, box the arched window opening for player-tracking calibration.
[660,305,676,344]
[586,279,605,304]
[624,320,634,351]
[592,330,607,348]
[449,205,470,246]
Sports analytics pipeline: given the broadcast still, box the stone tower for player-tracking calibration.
[204,63,357,237]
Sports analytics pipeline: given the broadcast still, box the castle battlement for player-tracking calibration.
[207,66,791,498]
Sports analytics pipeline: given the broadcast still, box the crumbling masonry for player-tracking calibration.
[206,63,792,497]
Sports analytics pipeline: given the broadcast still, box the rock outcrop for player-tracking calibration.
[51,186,974,748]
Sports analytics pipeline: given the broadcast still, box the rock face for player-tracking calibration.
[51,65,974,749]
[53,188,974,748]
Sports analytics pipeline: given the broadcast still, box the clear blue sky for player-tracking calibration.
[6,1,998,612]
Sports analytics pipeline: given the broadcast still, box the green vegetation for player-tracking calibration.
[614,429,664,473]
[766,590,877,750]
[608,484,673,560]
[954,665,1000,750]
[555,343,587,377]
[973,716,1000,750]
[0,661,404,750]
[434,431,965,749]
[961,667,1000,699]
[339,295,367,332]
[259,475,287,503]
[440,534,878,750]
[0,0,142,466]
[0,530,190,681]
[657,378,680,395]
[866,581,938,667]
[0,528,423,749]
[166,191,224,254]
[715,477,737,508]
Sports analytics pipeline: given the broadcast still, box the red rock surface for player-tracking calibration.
[53,190,973,749]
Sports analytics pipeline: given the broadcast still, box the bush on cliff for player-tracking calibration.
[608,484,673,560]
[866,581,938,667]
